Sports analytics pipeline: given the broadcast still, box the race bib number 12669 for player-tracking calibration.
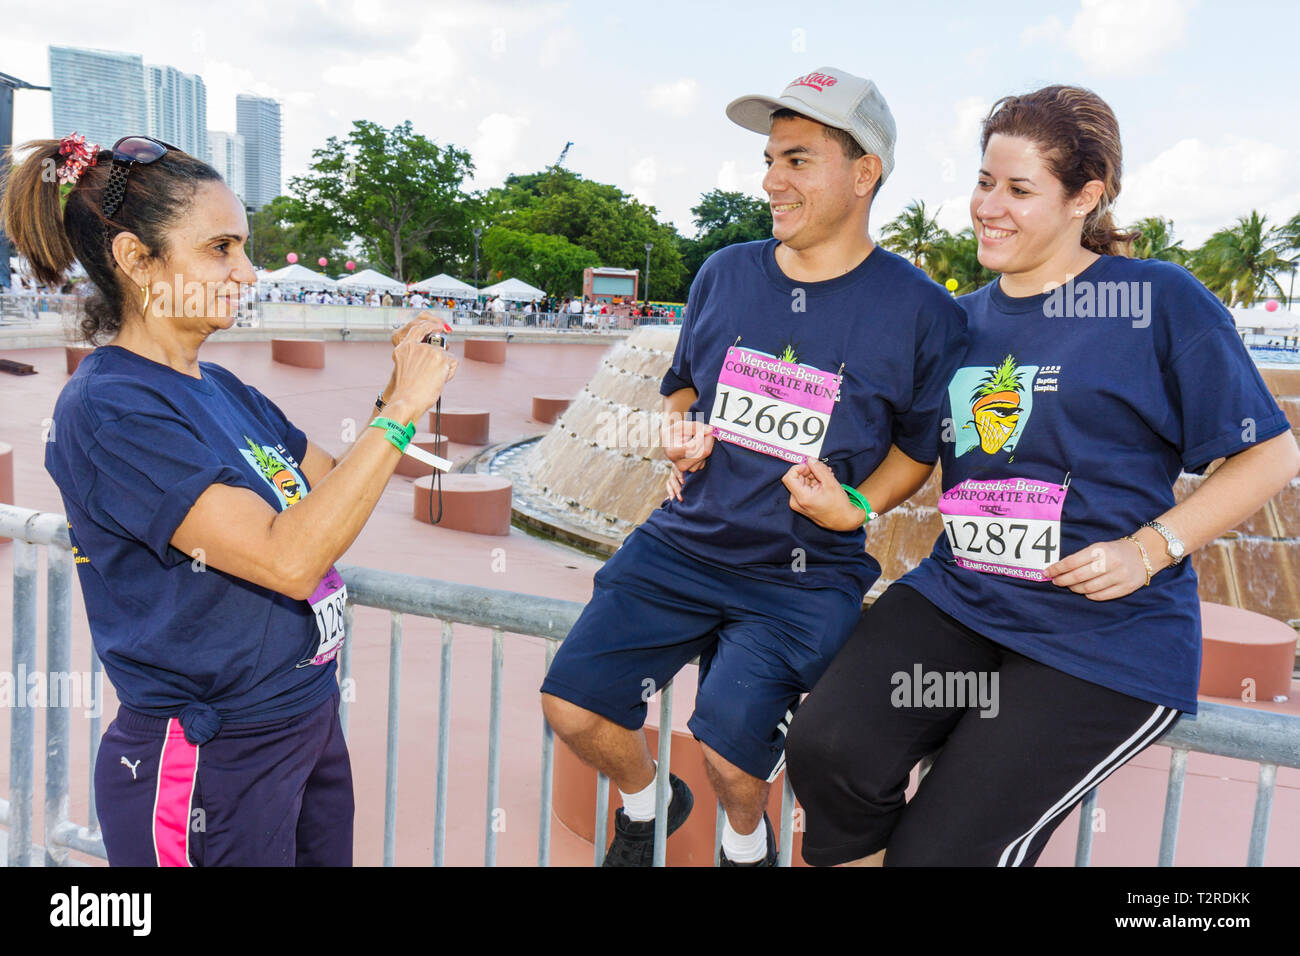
[709,345,841,463]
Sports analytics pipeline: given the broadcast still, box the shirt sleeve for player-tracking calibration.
[85,411,255,565]
[660,303,696,396]
[1163,320,1290,474]
[892,298,969,464]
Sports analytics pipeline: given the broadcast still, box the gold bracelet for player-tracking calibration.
[1125,535,1154,587]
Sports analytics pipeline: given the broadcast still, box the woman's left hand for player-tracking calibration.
[1046,539,1152,601]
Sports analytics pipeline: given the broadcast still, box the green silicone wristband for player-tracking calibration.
[370,416,415,453]
[840,483,877,524]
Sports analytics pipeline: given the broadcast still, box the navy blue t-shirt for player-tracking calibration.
[644,239,968,600]
[900,256,1291,713]
[45,346,337,742]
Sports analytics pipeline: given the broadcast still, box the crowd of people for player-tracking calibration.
[253,285,683,330]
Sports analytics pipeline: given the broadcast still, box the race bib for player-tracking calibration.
[938,476,1068,581]
[709,345,840,463]
[300,566,347,667]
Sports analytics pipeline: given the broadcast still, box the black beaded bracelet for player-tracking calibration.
[374,394,387,411]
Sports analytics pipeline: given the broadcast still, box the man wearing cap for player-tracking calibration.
[540,67,966,866]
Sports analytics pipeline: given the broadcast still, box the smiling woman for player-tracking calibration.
[1,135,458,867]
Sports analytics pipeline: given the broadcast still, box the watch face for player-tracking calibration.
[1170,539,1185,559]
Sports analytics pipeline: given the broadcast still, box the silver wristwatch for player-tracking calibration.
[1141,520,1185,565]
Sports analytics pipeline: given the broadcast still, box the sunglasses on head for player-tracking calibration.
[100,136,177,220]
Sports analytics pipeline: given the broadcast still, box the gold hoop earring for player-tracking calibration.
[140,284,151,313]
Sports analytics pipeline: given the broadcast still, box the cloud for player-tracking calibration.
[716,159,765,197]
[1123,135,1294,245]
[470,112,531,186]
[1021,0,1191,74]
[925,95,992,186]
[645,79,698,117]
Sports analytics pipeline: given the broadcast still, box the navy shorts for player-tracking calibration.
[540,529,864,781]
[93,691,354,866]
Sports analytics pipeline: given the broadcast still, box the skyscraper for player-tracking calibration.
[207,131,246,201]
[237,94,281,211]
[49,46,145,148]
[146,65,207,159]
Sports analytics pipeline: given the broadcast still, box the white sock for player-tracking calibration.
[721,812,767,863]
[619,772,658,822]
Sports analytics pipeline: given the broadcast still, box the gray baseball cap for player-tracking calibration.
[726,67,897,184]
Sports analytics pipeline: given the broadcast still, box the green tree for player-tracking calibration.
[682,189,772,284]
[483,167,688,301]
[881,199,946,269]
[1189,211,1296,306]
[247,195,349,271]
[481,227,598,298]
[929,228,996,294]
[289,120,480,282]
[1128,216,1187,263]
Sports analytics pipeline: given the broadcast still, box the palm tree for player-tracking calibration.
[1189,211,1296,307]
[929,228,996,294]
[1129,216,1187,264]
[1274,213,1300,308]
[881,200,946,270]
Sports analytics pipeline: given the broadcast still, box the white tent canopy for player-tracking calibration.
[479,277,545,301]
[336,268,406,293]
[262,264,338,289]
[411,273,477,297]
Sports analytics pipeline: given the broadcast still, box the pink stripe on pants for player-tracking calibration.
[152,718,198,867]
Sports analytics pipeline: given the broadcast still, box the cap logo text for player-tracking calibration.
[789,72,838,92]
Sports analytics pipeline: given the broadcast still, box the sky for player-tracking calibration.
[3,0,1298,247]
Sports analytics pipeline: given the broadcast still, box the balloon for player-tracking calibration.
[286,252,298,264]
[318,257,328,267]
[1265,300,1279,312]
[945,278,959,292]
[346,261,356,271]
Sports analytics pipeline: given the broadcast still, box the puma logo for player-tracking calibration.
[121,756,141,780]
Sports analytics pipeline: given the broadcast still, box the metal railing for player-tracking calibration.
[3,499,1299,867]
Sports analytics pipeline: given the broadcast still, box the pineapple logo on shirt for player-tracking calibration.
[241,437,304,508]
[949,354,1039,459]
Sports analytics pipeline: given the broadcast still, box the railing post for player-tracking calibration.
[88,647,102,831]
[1075,788,1098,866]
[44,545,73,866]
[382,612,402,867]
[433,621,453,866]
[484,628,505,867]
[652,682,674,868]
[1158,748,1188,866]
[9,540,38,866]
[778,772,796,868]
[593,773,609,867]
[537,642,557,867]
[1247,763,1277,866]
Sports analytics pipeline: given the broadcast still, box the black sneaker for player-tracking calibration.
[600,774,694,867]
[718,812,777,867]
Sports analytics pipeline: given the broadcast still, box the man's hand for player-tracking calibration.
[661,419,715,474]
[783,457,866,532]
[1046,538,1159,601]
